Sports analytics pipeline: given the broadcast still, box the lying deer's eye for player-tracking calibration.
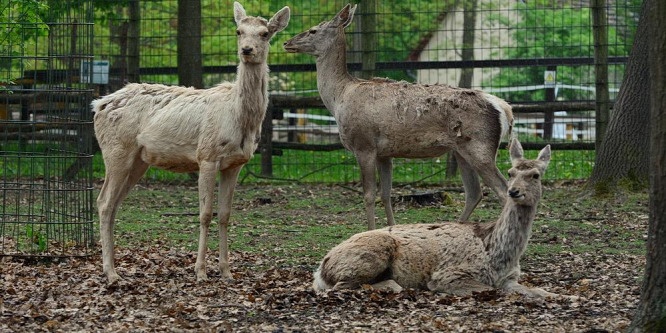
[508,172,513,178]
[236,30,241,35]
[261,32,269,38]
[533,174,540,179]
[309,29,317,34]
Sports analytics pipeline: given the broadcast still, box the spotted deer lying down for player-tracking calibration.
[313,139,575,300]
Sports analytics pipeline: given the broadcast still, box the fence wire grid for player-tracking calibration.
[1,0,96,256]
[4,0,642,194]
[88,0,640,184]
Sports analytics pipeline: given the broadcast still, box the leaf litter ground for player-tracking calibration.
[1,182,648,332]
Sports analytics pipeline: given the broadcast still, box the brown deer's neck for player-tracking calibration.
[486,202,538,274]
[316,31,355,114]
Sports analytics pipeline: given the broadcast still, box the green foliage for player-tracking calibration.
[24,225,47,253]
[483,0,640,102]
[0,0,49,84]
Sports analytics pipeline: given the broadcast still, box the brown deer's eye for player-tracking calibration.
[533,174,540,179]
[309,29,317,34]
[508,172,513,178]
[261,32,269,38]
[236,30,241,35]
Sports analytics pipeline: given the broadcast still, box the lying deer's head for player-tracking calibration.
[507,139,551,206]
[233,2,290,64]
[283,4,357,57]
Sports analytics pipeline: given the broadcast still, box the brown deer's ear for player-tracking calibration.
[331,4,356,28]
[234,2,247,25]
[509,138,524,163]
[268,6,290,35]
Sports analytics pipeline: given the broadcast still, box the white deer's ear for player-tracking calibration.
[509,138,524,162]
[234,2,247,25]
[332,4,355,28]
[268,6,290,35]
[537,144,551,168]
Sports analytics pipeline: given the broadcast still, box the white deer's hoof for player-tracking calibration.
[106,271,121,285]
[196,271,208,282]
[220,269,233,280]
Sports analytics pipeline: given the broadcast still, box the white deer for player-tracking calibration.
[92,2,290,283]
[313,139,574,300]
[283,4,513,230]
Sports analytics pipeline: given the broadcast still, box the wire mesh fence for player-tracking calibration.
[1,0,95,256]
[85,0,641,184]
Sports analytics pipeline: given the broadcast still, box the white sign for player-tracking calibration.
[544,70,556,88]
[80,60,110,84]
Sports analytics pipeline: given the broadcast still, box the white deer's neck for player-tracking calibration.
[486,202,538,274]
[315,33,354,116]
[235,61,269,131]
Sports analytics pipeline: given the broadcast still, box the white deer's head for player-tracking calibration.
[283,4,356,57]
[233,2,290,64]
[506,139,551,206]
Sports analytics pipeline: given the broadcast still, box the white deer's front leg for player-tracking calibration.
[217,165,243,280]
[195,161,218,282]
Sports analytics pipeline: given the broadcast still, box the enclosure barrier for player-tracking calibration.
[1,0,95,257]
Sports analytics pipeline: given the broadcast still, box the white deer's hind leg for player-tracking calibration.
[456,153,482,221]
[195,161,218,282]
[377,157,395,226]
[357,152,378,230]
[97,152,148,283]
[217,165,243,280]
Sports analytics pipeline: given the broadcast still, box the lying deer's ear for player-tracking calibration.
[268,6,290,35]
[537,144,551,167]
[509,138,524,162]
[234,2,247,25]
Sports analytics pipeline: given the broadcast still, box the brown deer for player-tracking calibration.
[313,139,575,300]
[92,2,290,283]
[283,4,513,229]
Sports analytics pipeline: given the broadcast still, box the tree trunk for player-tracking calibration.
[177,0,202,88]
[447,0,477,178]
[628,0,666,331]
[586,0,650,193]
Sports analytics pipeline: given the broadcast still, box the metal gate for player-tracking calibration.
[1,0,95,256]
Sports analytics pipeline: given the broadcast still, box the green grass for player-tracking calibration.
[98,183,647,268]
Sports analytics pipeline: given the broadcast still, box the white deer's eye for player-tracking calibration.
[533,174,540,179]
[309,29,317,34]
[261,32,269,38]
[236,30,241,35]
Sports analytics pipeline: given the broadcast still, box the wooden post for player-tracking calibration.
[359,0,377,80]
[543,66,556,140]
[260,105,274,177]
[127,0,141,83]
[592,0,610,150]
[177,0,203,88]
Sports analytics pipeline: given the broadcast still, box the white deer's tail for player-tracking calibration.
[483,93,514,142]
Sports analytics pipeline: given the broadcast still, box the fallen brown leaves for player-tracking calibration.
[0,246,643,332]
[0,184,647,332]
